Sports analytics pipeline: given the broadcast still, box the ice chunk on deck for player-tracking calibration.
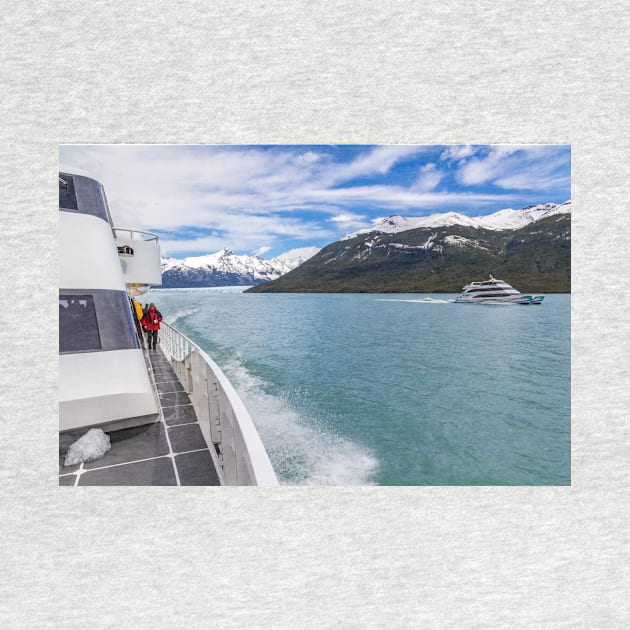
[64,428,111,466]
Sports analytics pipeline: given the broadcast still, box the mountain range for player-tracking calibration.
[343,201,571,238]
[246,201,572,293]
[160,249,307,288]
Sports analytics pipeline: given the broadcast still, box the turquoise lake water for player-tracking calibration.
[146,289,570,486]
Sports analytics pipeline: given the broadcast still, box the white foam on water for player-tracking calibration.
[167,307,198,325]
[221,355,379,486]
[376,298,454,304]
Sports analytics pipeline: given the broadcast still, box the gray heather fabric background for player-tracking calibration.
[1,1,628,628]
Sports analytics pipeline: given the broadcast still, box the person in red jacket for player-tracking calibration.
[142,303,163,350]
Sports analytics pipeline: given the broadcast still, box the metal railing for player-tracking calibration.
[159,322,278,486]
[113,228,159,241]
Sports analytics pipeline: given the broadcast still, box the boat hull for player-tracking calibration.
[454,295,533,305]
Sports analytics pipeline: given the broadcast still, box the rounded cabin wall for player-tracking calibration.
[59,172,160,432]
[60,212,128,290]
[115,231,163,294]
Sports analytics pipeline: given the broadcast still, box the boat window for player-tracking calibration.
[59,295,101,352]
[59,175,78,211]
[59,172,111,225]
[465,287,516,293]
[473,292,515,298]
[59,289,140,354]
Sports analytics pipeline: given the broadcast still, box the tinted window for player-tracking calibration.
[59,289,140,354]
[59,174,78,210]
[59,295,101,352]
[59,172,111,224]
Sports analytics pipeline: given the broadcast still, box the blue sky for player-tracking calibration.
[59,144,571,259]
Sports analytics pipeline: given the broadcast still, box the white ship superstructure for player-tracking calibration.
[59,170,160,432]
[59,169,277,486]
[454,275,544,305]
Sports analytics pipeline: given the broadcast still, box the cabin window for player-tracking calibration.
[59,175,78,211]
[59,173,111,225]
[59,295,101,352]
[59,289,140,354]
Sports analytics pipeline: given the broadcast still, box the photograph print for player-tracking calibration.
[59,144,570,486]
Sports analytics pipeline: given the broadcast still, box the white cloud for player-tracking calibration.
[59,144,568,257]
[493,153,571,190]
[414,163,443,192]
[457,158,499,186]
[456,145,568,189]
[308,184,516,209]
[60,144,470,234]
[159,235,236,257]
[296,150,325,164]
[60,145,519,231]
[455,146,521,186]
[153,211,335,256]
[440,145,475,162]
[318,145,428,186]
[254,246,272,256]
[330,212,365,223]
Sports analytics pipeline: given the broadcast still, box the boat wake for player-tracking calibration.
[167,307,198,325]
[221,355,379,486]
[376,298,454,304]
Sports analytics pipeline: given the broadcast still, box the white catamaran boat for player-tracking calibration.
[59,168,278,486]
[454,275,544,305]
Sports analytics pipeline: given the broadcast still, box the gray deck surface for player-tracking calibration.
[59,347,221,486]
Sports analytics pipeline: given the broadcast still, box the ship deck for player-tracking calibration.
[59,347,221,486]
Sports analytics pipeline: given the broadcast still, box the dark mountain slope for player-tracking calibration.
[246,215,570,293]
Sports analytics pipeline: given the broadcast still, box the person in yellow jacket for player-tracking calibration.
[130,298,146,344]
[132,298,144,322]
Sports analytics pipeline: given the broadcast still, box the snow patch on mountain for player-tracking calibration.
[342,201,571,240]
[443,235,489,250]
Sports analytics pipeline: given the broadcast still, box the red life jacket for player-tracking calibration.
[142,308,162,331]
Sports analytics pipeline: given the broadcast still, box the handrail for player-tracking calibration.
[159,322,278,486]
[113,228,159,241]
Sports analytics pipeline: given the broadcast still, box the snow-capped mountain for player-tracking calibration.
[160,248,311,288]
[248,209,571,294]
[342,201,571,240]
